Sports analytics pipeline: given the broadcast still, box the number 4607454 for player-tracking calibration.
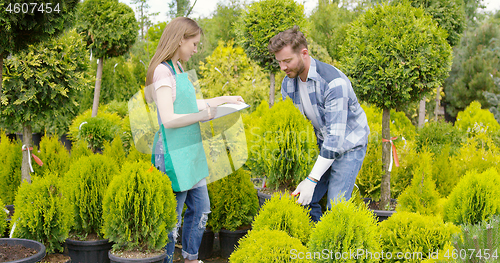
[5,3,60,14]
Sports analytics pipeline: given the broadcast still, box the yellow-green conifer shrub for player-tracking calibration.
[455,101,500,137]
[207,169,259,232]
[247,98,318,190]
[0,197,7,236]
[69,139,93,162]
[0,131,22,204]
[444,168,500,225]
[12,173,72,253]
[379,212,460,263]
[102,134,126,169]
[102,160,176,252]
[125,142,150,163]
[65,154,119,238]
[34,135,70,176]
[397,150,440,215]
[307,200,380,263]
[229,229,311,263]
[451,216,499,262]
[251,193,313,245]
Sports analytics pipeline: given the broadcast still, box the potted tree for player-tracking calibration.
[245,99,317,206]
[207,169,259,259]
[102,160,177,263]
[64,154,119,263]
[11,173,73,262]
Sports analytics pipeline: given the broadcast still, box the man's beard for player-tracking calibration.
[287,58,306,79]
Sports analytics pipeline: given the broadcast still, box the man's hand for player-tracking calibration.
[291,178,317,206]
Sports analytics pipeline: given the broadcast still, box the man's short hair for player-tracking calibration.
[268,25,308,54]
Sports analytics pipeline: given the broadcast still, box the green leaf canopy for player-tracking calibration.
[76,0,138,58]
[238,0,306,73]
[340,2,453,109]
[1,29,92,131]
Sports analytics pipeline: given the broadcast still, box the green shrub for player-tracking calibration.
[0,198,7,236]
[207,169,259,232]
[397,150,440,215]
[229,229,311,263]
[246,99,318,190]
[104,100,128,118]
[431,145,459,197]
[69,139,93,162]
[0,131,22,204]
[415,120,466,156]
[68,107,122,152]
[12,173,72,253]
[102,134,126,169]
[455,101,500,136]
[65,154,119,238]
[444,168,500,225]
[102,160,176,252]
[451,216,500,263]
[34,135,71,176]
[251,193,312,245]
[307,200,380,263]
[379,211,460,263]
[124,142,150,163]
[445,136,500,195]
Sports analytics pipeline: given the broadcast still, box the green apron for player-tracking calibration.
[151,60,209,192]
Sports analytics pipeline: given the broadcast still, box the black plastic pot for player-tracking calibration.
[0,238,46,263]
[59,134,72,152]
[219,228,249,259]
[108,250,167,263]
[198,229,214,260]
[363,198,397,222]
[66,238,113,263]
[257,190,271,208]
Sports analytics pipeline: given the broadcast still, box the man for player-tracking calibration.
[268,26,370,222]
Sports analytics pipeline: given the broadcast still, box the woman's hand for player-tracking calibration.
[200,104,217,122]
[224,96,245,104]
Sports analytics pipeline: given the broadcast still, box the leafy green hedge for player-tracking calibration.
[65,154,119,237]
[444,168,500,225]
[0,131,22,204]
[102,160,176,252]
[251,193,312,245]
[12,173,72,253]
[229,229,311,263]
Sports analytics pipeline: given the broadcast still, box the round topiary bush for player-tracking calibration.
[444,167,500,225]
[207,169,259,232]
[307,200,380,263]
[12,173,73,253]
[379,211,459,263]
[229,229,311,263]
[251,193,312,245]
[102,160,176,252]
[65,154,119,237]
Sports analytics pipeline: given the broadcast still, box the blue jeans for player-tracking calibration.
[155,152,211,263]
[164,185,211,263]
[307,144,367,222]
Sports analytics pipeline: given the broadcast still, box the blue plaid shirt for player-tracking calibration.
[281,58,370,159]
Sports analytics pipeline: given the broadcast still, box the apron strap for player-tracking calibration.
[164,60,184,75]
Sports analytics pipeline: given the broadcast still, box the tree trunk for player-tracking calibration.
[92,58,104,117]
[21,124,33,183]
[380,108,391,210]
[269,72,275,108]
[418,97,426,128]
[435,86,441,122]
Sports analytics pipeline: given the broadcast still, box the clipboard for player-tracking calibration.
[202,103,250,122]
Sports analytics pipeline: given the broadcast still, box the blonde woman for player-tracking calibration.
[146,17,243,263]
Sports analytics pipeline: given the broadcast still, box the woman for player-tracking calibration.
[146,17,244,263]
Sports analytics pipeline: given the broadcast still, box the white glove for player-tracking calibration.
[291,178,317,206]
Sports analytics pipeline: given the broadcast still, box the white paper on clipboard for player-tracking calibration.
[201,103,250,122]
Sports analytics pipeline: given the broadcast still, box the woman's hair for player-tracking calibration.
[268,25,307,54]
[145,17,203,101]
